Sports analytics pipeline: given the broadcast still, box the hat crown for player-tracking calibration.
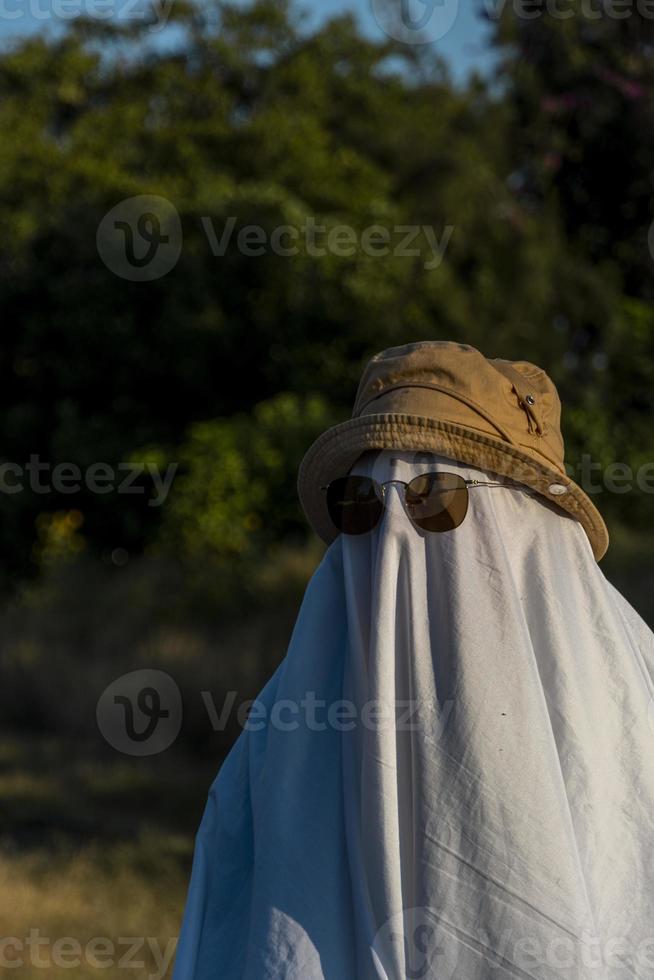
[297,338,609,562]
[353,340,564,468]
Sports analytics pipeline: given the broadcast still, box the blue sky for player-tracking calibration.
[0,0,493,82]
[299,0,493,81]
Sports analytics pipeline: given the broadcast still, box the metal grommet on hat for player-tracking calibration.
[297,341,610,561]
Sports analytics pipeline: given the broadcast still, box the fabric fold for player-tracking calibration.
[173,451,654,980]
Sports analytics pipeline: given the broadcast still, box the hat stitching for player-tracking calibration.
[356,382,520,446]
[298,413,607,559]
[298,341,608,562]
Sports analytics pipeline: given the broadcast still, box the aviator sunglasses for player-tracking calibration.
[322,472,527,535]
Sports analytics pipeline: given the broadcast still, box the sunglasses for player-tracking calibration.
[321,472,522,535]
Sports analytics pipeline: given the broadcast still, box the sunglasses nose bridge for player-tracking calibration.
[377,480,410,522]
[378,480,405,502]
[379,479,408,494]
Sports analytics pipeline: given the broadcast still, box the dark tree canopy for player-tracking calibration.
[0,0,651,585]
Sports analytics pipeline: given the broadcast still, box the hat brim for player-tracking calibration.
[297,413,609,562]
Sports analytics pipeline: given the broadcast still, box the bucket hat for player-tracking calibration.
[297,340,609,561]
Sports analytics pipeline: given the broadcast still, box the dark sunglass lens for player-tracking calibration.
[405,472,468,532]
[326,476,383,535]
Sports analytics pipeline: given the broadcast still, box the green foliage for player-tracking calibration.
[148,392,337,560]
[0,0,651,583]
[2,2,653,924]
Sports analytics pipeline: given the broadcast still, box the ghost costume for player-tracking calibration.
[172,451,654,980]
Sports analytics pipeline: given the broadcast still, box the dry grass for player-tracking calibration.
[0,835,189,979]
[0,552,315,979]
[0,536,649,979]
[0,732,216,980]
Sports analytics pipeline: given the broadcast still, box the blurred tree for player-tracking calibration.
[490,1,654,524]
[492,2,654,295]
[139,392,337,560]
[0,0,650,583]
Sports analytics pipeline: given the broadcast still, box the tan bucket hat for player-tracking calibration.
[297,340,609,561]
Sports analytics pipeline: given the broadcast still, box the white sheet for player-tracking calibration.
[172,450,654,979]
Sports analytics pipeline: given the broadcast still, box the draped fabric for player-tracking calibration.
[172,451,654,980]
